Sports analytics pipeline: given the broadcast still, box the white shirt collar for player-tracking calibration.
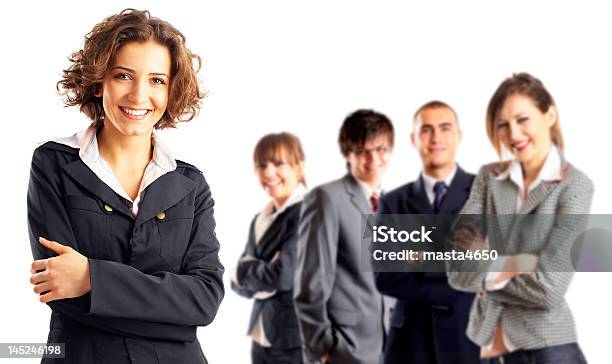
[495,145,563,193]
[421,165,457,192]
[419,165,457,205]
[51,124,177,214]
[53,124,177,171]
[254,183,307,244]
[259,183,307,219]
[354,176,382,202]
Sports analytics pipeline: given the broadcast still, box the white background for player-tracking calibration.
[1,1,610,362]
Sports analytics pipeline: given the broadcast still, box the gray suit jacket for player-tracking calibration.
[447,158,594,351]
[294,174,384,364]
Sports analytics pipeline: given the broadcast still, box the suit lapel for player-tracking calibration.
[135,171,197,228]
[519,156,568,214]
[244,219,257,257]
[488,176,519,244]
[491,177,518,214]
[387,176,432,232]
[439,167,472,214]
[62,160,134,218]
[63,158,197,227]
[254,215,287,257]
[405,176,434,214]
[344,174,371,214]
[519,182,557,214]
[494,156,566,214]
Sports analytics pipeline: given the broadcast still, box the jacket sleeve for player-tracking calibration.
[447,166,494,292]
[236,213,298,292]
[293,188,338,359]
[230,280,256,299]
[85,170,225,326]
[487,178,594,309]
[230,220,258,298]
[27,147,196,341]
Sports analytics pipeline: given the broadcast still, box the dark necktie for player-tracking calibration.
[433,181,447,214]
[370,192,379,213]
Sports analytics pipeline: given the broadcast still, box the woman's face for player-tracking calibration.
[496,93,556,166]
[98,41,171,137]
[256,152,303,206]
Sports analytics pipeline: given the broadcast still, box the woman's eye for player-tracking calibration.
[114,73,131,80]
[274,161,286,167]
[496,122,508,129]
[517,117,529,123]
[151,78,166,85]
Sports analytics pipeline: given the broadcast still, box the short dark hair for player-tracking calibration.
[57,8,205,129]
[486,72,563,157]
[413,100,459,128]
[338,109,394,157]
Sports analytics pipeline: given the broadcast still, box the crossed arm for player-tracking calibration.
[27,148,224,341]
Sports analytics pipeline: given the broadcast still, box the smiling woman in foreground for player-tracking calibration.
[27,9,223,364]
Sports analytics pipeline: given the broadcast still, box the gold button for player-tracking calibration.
[104,204,113,212]
[156,211,166,220]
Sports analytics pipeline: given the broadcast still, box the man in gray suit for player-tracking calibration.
[294,109,394,364]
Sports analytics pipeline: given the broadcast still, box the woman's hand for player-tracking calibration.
[452,222,485,251]
[493,254,539,282]
[29,237,91,303]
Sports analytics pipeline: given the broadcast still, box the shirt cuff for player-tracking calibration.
[253,290,277,300]
[484,256,510,291]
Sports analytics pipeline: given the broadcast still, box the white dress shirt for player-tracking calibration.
[52,124,176,216]
[355,178,382,211]
[421,165,458,205]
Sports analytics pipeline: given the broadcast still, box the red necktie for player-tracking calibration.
[370,192,379,213]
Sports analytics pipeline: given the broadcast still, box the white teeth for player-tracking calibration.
[121,107,149,116]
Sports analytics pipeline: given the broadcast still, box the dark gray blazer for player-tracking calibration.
[294,174,384,364]
[27,142,224,364]
[447,158,594,351]
[231,203,303,350]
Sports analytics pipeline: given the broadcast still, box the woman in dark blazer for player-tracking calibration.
[231,132,306,364]
[448,73,593,364]
[27,9,224,363]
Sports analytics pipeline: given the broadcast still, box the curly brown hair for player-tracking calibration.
[57,8,205,129]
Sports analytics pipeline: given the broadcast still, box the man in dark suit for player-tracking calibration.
[375,101,480,364]
[294,109,394,364]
